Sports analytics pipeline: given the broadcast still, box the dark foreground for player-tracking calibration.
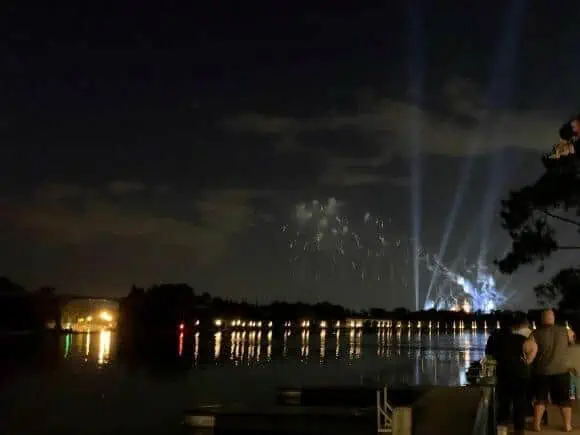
[0,330,486,434]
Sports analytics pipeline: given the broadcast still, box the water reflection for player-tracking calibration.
[63,333,71,359]
[214,331,222,360]
[98,330,111,365]
[55,329,487,386]
[300,329,310,359]
[193,331,199,364]
[85,331,90,357]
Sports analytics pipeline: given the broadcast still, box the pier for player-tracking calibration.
[184,384,494,435]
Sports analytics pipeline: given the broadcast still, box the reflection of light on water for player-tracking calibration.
[349,329,355,359]
[240,331,246,360]
[230,331,236,360]
[214,332,222,359]
[256,331,262,361]
[248,331,256,361]
[64,334,72,359]
[347,330,361,360]
[283,330,290,358]
[320,329,326,361]
[267,330,272,360]
[301,329,310,359]
[230,331,241,361]
[58,329,490,388]
[459,370,467,385]
[85,332,91,357]
[225,330,264,364]
[178,331,184,356]
[194,332,199,364]
[98,330,111,365]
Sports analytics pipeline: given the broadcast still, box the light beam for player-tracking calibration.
[406,0,425,311]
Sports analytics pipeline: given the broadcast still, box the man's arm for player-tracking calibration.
[523,338,538,365]
[568,327,576,344]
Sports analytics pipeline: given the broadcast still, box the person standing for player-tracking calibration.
[493,316,537,435]
[531,309,575,432]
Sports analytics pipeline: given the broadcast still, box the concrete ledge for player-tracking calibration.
[393,407,412,435]
[411,387,483,435]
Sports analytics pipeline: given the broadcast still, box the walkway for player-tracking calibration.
[412,387,483,435]
[516,403,580,434]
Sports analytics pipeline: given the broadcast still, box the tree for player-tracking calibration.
[497,132,580,307]
[534,268,580,307]
[33,286,61,329]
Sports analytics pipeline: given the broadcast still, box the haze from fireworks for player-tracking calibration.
[281,198,507,313]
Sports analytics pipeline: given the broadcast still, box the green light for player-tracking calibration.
[64,334,71,358]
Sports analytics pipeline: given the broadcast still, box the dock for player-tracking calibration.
[184,384,488,434]
[412,387,484,435]
[519,403,580,434]
[184,404,375,434]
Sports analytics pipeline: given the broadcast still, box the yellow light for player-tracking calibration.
[214,319,222,327]
[98,330,111,365]
[86,316,93,322]
[99,311,113,322]
[461,301,471,313]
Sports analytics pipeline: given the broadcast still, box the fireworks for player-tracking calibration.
[282,198,418,286]
[281,198,506,313]
[422,255,506,313]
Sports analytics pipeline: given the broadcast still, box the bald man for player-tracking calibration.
[531,309,575,432]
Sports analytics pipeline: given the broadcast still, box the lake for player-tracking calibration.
[1,328,488,434]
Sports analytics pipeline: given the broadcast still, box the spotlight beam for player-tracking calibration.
[426,0,527,308]
[406,0,425,311]
[477,0,526,263]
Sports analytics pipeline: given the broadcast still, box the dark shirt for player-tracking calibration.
[486,329,530,379]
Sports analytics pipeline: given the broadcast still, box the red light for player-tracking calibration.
[179,323,184,330]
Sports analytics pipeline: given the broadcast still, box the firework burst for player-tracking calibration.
[280,198,507,313]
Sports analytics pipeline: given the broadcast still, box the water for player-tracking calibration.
[1,329,488,434]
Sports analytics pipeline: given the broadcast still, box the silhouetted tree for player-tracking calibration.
[0,277,40,331]
[33,286,60,329]
[497,127,580,307]
[534,268,580,308]
[369,308,389,318]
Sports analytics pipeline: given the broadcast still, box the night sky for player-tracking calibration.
[1,1,579,310]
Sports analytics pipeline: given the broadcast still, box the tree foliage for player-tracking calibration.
[497,147,580,307]
[534,267,580,307]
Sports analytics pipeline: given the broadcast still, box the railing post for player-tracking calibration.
[376,389,381,432]
[392,407,412,435]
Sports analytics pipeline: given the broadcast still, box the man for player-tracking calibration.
[485,314,517,359]
[531,309,575,432]
[491,316,537,435]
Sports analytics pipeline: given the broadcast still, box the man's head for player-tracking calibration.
[541,309,556,326]
[513,315,530,330]
[560,122,574,141]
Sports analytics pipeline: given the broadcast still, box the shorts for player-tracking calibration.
[532,373,573,406]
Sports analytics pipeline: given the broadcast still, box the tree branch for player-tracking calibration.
[543,210,580,227]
